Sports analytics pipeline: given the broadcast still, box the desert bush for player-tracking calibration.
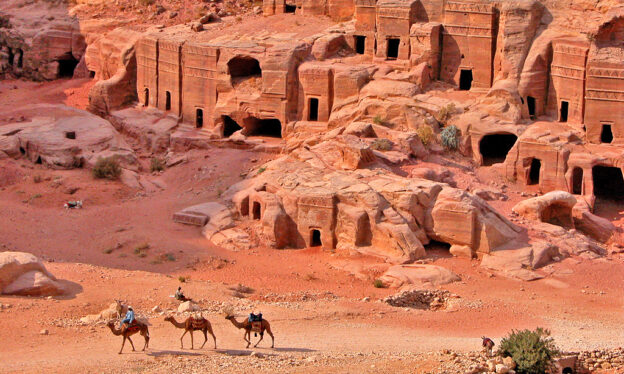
[371,138,393,151]
[440,125,460,150]
[228,284,255,294]
[436,103,457,125]
[373,279,385,288]
[92,156,122,180]
[415,125,434,146]
[150,157,165,172]
[178,276,187,283]
[499,328,559,374]
[33,175,42,183]
[138,0,155,6]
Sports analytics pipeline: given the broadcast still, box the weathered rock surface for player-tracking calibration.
[178,301,200,313]
[210,143,521,263]
[0,104,136,169]
[3,270,65,296]
[86,28,142,116]
[379,264,461,288]
[512,191,577,229]
[0,251,65,296]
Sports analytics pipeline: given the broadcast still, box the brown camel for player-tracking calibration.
[164,315,217,349]
[225,314,274,348]
[106,320,150,354]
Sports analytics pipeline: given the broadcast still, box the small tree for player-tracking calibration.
[440,125,460,150]
[436,103,457,125]
[371,138,393,151]
[92,156,122,180]
[150,157,165,172]
[415,125,434,146]
[499,328,559,374]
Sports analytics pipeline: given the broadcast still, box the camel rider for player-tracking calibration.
[175,287,185,301]
[249,311,262,323]
[120,306,135,329]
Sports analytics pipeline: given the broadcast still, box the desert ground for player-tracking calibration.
[0,78,624,373]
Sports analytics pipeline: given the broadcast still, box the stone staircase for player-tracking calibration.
[176,123,214,139]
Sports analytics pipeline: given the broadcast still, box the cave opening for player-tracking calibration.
[479,133,517,166]
[222,115,242,137]
[593,165,624,200]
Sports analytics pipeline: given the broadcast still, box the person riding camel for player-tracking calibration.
[248,311,262,323]
[119,306,135,330]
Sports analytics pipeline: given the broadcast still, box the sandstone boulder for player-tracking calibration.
[0,252,65,296]
[178,301,200,313]
[2,270,65,296]
[428,188,520,257]
[512,191,577,229]
[379,264,461,288]
[572,199,616,243]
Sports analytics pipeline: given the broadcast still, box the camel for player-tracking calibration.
[106,320,150,354]
[225,314,274,348]
[164,315,217,349]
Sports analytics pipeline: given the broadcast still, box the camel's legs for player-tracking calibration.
[200,329,208,349]
[244,331,251,348]
[207,325,217,349]
[119,336,127,354]
[127,336,136,351]
[265,326,275,348]
[142,329,150,350]
[254,332,264,348]
[190,330,194,350]
[180,330,187,349]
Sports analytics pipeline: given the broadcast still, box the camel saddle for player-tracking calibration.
[124,321,141,332]
[190,317,206,329]
[251,321,262,332]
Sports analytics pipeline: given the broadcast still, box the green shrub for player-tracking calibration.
[499,328,559,374]
[415,125,434,146]
[257,166,267,174]
[436,103,457,125]
[440,125,460,150]
[33,175,42,183]
[373,279,385,288]
[178,276,187,283]
[92,156,122,180]
[150,158,165,172]
[371,138,393,151]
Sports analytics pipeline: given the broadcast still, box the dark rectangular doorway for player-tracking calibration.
[528,158,541,185]
[285,3,296,13]
[165,91,172,111]
[601,124,613,143]
[309,98,319,121]
[196,108,203,128]
[593,166,624,200]
[459,69,473,90]
[310,229,322,247]
[355,35,366,55]
[572,167,583,195]
[387,39,400,60]
[252,202,261,220]
[559,101,568,122]
[527,96,536,117]
[144,88,149,107]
